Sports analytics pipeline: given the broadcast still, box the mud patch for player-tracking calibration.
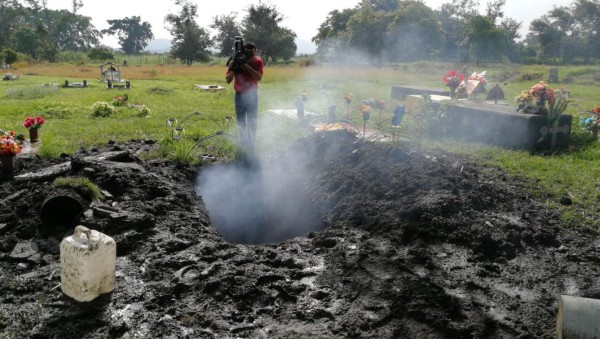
[0,135,599,338]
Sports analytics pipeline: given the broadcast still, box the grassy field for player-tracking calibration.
[1,61,599,228]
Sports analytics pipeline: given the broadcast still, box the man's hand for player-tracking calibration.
[225,70,234,84]
[243,63,262,81]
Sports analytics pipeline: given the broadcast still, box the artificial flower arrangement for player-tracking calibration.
[516,81,562,115]
[580,115,600,132]
[362,98,385,111]
[587,107,600,115]
[581,107,600,138]
[0,130,23,156]
[343,92,354,116]
[360,98,385,113]
[468,70,487,94]
[111,93,129,107]
[343,92,353,105]
[557,87,570,99]
[92,101,115,117]
[135,105,151,117]
[443,70,465,89]
[361,98,386,125]
[443,70,466,98]
[23,115,45,129]
[515,90,534,107]
[468,71,487,85]
[359,104,372,121]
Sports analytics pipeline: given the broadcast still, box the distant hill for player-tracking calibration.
[144,38,316,55]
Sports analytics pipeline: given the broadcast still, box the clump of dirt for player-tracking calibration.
[1,133,599,338]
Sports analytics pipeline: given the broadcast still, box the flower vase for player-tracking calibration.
[0,155,15,173]
[449,86,457,98]
[29,128,39,143]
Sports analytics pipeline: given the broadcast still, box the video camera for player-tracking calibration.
[226,36,248,73]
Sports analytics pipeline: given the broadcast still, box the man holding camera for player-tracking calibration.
[225,42,264,150]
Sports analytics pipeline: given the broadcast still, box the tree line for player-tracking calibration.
[0,0,297,65]
[314,0,600,65]
[1,0,600,66]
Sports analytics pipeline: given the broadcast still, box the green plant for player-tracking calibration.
[135,105,151,117]
[53,177,104,201]
[87,47,114,61]
[410,94,453,140]
[161,112,235,163]
[2,48,17,64]
[91,101,114,117]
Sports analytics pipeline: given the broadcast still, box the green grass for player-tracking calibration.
[53,176,104,201]
[1,61,599,229]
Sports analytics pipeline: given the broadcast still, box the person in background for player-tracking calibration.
[225,42,264,151]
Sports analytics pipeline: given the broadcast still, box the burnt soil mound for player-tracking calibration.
[1,132,599,338]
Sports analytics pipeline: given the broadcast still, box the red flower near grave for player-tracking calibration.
[529,82,556,108]
[443,70,465,88]
[23,115,45,129]
[589,107,600,115]
[343,92,353,105]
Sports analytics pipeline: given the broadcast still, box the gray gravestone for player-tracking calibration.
[549,68,559,82]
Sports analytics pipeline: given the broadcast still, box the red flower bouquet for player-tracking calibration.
[23,115,45,129]
[443,70,465,88]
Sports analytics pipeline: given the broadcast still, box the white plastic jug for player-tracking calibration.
[60,225,116,302]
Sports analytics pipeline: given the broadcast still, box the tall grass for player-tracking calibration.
[57,51,181,66]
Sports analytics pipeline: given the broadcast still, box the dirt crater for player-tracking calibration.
[0,133,599,338]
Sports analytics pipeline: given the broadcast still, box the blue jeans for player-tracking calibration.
[235,90,258,148]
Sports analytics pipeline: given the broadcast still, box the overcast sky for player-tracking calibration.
[45,0,572,47]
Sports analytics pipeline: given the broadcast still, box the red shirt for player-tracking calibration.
[229,57,264,93]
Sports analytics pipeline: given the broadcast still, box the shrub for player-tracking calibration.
[523,57,540,65]
[2,48,17,64]
[87,47,114,61]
